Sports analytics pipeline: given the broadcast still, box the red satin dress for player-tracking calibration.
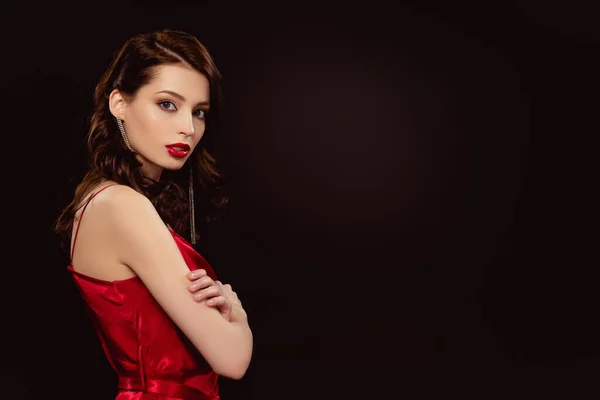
[67,184,220,399]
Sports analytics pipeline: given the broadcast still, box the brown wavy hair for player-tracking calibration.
[54,29,228,252]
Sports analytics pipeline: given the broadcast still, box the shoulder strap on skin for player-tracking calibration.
[70,184,119,263]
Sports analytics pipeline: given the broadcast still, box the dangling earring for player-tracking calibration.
[116,117,135,152]
[189,159,196,245]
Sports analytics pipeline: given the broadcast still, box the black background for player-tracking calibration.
[1,1,598,399]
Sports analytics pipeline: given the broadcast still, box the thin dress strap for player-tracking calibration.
[70,184,119,263]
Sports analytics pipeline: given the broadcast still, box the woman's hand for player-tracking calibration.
[217,280,247,324]
[187,269,240,321]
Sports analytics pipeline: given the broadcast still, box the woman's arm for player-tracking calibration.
[95,185,253,379]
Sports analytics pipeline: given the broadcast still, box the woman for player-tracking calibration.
[54,29,253,399]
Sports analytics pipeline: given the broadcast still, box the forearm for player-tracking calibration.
[227,304,253,377]
[185,303,253,379]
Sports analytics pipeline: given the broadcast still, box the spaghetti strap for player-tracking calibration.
[70,183,119,263]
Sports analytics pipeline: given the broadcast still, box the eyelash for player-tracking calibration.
[158,101,207,119]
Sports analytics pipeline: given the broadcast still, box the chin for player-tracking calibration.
[164,162,186,171]
[163,158,187,171]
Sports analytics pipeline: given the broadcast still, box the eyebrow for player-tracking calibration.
[155,90,210,107]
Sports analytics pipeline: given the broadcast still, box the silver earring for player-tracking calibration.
[189,160,196,245]
[116,117,135,152]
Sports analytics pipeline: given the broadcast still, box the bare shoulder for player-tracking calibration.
[92,184,177,268]
[87,183,155,223]
[90,182,151,209]
[84,183,164,247]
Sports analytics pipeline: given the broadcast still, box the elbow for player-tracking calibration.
[201,320,254,380]
[215,359,251,380]
[218,325,253,380]
[231,366,249,380]
[214,345,253,380]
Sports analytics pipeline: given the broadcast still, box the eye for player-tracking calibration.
[159,101,176,111]
[193,109,207,119]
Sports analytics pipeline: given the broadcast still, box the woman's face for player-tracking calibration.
[110,63,210,180]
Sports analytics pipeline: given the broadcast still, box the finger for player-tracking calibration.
[188,276,214,293]
[187,269,206,280]
[193,286,221,301]
[206,296,231,309]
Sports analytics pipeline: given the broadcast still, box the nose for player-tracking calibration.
[178,113,196,137]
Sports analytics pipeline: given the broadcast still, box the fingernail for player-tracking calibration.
[190,283,197,290]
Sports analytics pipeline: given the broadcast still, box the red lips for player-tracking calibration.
[166,143,190,151]
[165,143,190,158]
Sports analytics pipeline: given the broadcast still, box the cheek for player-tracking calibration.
[144,106,165,125]
[130,105,161,130]
[139,108,170,138]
